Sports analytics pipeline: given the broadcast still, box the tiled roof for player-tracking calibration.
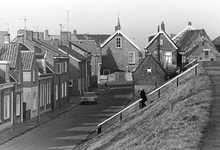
[0,44,19,68]
[176,30,201,53]
[212,36,220,45]
[76,34,110,45]
[21,51,35,70]
[58,45,87,62]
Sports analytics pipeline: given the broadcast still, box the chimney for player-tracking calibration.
[39,32,44,40]
[3,33,10,44]
[45,30,49,37]
[17,34,24,44]
[33,32,39,40]
[188,22,192,26]
[0,61,10,83]
[73,29,77,36]
[161,21,165,32]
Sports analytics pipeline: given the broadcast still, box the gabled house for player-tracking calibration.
[0,60,16,131]
[0,43,24,125]
[20,51,39,120]
[145,22,178,74]
[132,54,167,99]
[13,30,69,109]
[58,45,88,96]
[100,18,140,74]
[176,29,220,65]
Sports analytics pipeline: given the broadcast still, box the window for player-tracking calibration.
[17,70,21,85]
[64,62,67,72]
[79,41,84,45]
[47,83,49,105]
[56,84,58,101]
[147,67,152,74]
[128,52,135,64]
[62,83,64,98]
[33,69,36,82]
[56,63,61,74]
[16,94,21,116]
[40,84,43,107]
[205,51,209,58]
[49,83,51,104]
[116,37,122,48]
[4,95,10,120]
[69,79,73,87]
[165,52,172,65]
[65,82,67,97]
[33,93,36,110]
[182,56,186,63]
[103,69,110,75]
[160,39,163,45]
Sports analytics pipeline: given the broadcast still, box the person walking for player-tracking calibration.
[140,89,147,108]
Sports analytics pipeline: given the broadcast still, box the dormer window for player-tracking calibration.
[116,37,122,48]
[147,67,152,74]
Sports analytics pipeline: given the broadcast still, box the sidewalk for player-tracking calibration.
[0,96,80,145]
[0,84,110,146]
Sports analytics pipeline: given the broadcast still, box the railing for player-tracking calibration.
[97,62,199,134]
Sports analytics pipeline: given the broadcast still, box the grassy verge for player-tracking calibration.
[76,66,213,150]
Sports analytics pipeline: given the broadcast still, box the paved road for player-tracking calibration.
[200,61,220,149]
[0,83,133,150]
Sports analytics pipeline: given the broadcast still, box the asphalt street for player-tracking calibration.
[0,83,133,150]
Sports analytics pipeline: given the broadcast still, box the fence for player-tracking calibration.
[97,61,199,134]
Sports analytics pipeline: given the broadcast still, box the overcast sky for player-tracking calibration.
[1,0,220,49]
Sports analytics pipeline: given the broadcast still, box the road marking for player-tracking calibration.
[55,134,89,140]
[65,126,96,132]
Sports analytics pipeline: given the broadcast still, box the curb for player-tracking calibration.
[0,103,79,146]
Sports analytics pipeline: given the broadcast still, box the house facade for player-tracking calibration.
[145,23,178,74]
[21,51,39,120]
[132,54,167,99]
[0,61,16,131]
[100,26,140,75]
[176,29,220,65]
[0,43,24,125]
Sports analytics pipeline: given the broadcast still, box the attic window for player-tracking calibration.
[79,41,84,45]
[147,67,152,73]
[160,39,163,45]
[116,37,122,48]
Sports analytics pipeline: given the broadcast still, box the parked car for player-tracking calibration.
[80,92,98,104]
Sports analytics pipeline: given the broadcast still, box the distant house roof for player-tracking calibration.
[58,45,87,62]
[69,41,88,53]
[101,30,140,50]
[21,51,35,70]
[0,44,19,68]
[76,34,110,46]
[172,25,195,43]
[212,36,220,45]
[176,30,202,53]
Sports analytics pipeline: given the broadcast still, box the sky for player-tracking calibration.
[1,0,220,50]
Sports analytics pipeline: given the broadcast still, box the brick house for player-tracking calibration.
[0,61,16,131]
[20,51,39,120]
[58,45,88,96]
[14,30,69,109]
[176,29,220,65]
[145,22,178,74]
[0,43,24,125]
[132,54,167,99]
[35,53,53,115]
[100,20,140,75]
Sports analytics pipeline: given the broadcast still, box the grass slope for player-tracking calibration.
[76,67,213,150]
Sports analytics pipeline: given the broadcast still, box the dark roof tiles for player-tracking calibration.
[21,51,35,70]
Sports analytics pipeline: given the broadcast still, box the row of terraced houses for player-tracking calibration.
[1,18,220,130]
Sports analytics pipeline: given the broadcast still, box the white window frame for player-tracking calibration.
[115,37,122,48]
[165,51,172,65]
[4,95,10,120]
[65,82,67,97]
[56,63,61,74]
[33,69,36,82]
[182,56,186,63]
[147,67,152,74]
[128,52,135,64]
[49,83,51,104]
[16,94,21,116]
[64,62,67,72]
[56,84,58,101]
[62,83,64,98]
[33,92,36,110]
[40,84,43,107]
